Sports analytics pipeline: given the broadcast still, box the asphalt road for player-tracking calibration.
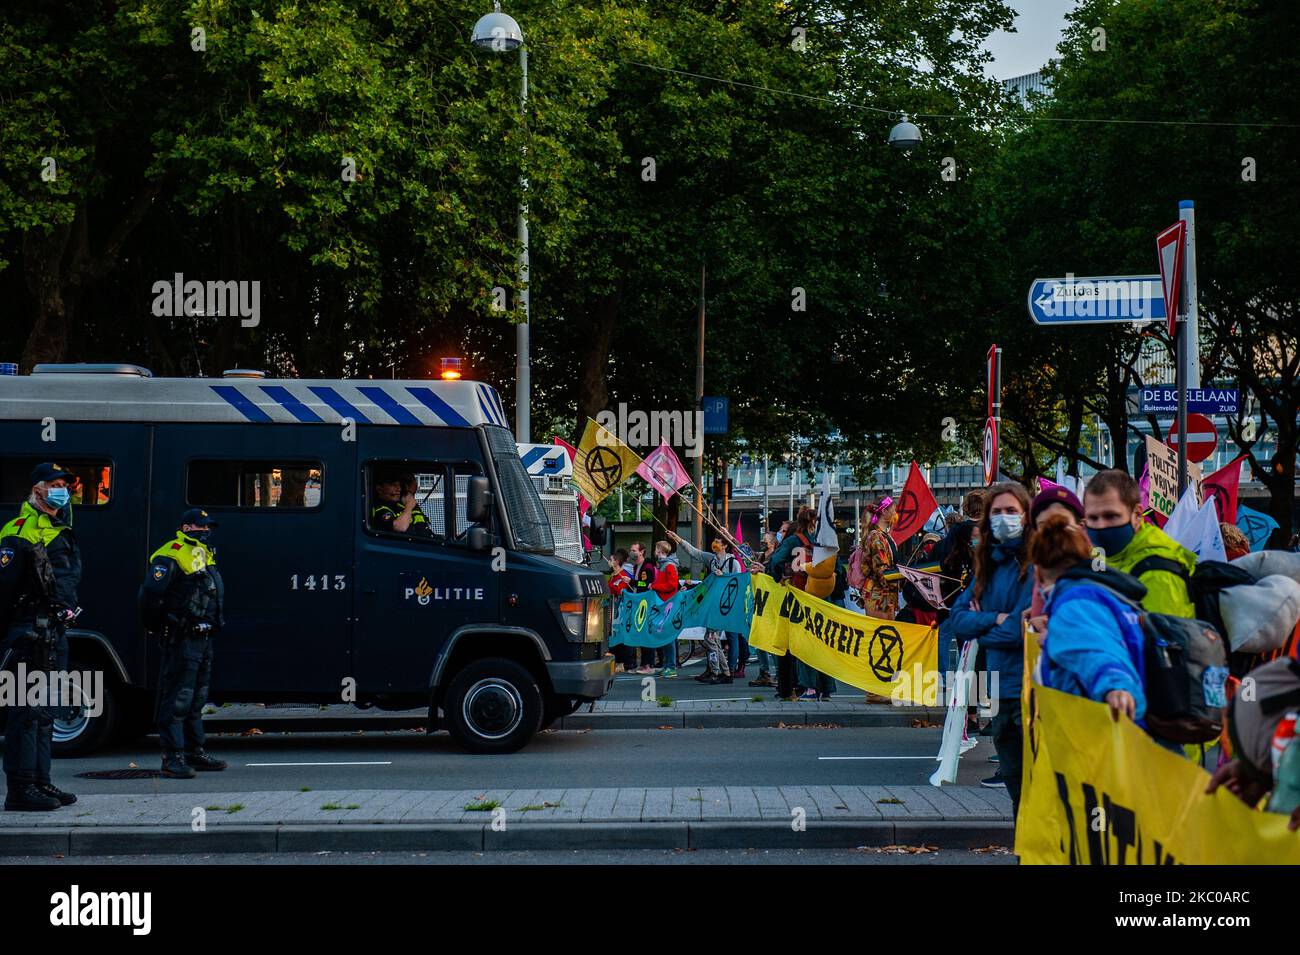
[55,725,1002,795]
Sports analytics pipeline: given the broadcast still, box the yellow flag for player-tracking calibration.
[573,418,642,506]
[747,574,937,702]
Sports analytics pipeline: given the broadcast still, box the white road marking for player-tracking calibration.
[817,756,936,760]
[245,761,394,767]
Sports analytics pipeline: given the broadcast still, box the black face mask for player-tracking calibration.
[188,530,212,546]
[1087,523,1135,557]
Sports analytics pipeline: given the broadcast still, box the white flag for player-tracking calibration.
[814,471,838,565]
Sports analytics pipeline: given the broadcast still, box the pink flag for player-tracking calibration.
[637,441,690,502]
[734,516,743,544]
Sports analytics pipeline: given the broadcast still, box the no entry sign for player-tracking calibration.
[1165,412,1218,463]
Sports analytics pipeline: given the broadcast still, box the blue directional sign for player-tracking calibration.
[1028,275,1166,325]
[1139,386,1240,415]
[702,396,729,435]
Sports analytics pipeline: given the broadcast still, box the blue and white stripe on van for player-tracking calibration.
[0,374,510,429]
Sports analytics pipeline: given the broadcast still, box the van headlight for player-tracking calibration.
[552,597,607,642]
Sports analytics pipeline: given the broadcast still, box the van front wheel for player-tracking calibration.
[444,658,543,754]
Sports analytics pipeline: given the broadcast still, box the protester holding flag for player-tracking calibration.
[669,530,740,684]
[933,490,984,611]
[944,482,1035,807]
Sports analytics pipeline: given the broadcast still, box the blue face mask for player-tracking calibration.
[45,487,71,509]
[1087,523,1135,557]
[989,513,1023,543]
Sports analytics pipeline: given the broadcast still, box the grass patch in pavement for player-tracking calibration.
[656,695,673,707]
[205,804,245,814]
[464,800,501,812]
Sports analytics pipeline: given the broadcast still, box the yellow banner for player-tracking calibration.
[1017,635,1300,864]
[573,418,642,507]
[748,575,937,702]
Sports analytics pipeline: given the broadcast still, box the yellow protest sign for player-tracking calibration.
[573,418,642,506]
[748,574,937,702]
[1017,650,1300,864]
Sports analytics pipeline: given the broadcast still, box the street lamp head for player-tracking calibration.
[472,4,523,53]
[888,113,922,152]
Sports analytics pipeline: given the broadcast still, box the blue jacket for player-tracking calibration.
[1041,572,1148,724]
[943,540,1033,699]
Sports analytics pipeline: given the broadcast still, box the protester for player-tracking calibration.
[607,548,635,672]
[934,490,984,613]
[748,531,780,686]
[651,540,681,677]
[856,496,900,619]
[1083,469,1197,617]
[1030,514,1150,726]
[765,506,819,700]
[1206,657,1300,831]
[1222,523,1251,561]
[1025,485,1087,636]
[669,530,740,683]
[944,482,1034,806]
[629,542,659,674]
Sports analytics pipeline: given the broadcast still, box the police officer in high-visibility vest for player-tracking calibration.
[139,508,227,779]
[371,471,433,537]
[0,463,82,811]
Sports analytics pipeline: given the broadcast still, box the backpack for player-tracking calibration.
[1130,556,1254,635]
[1091,572,1230,743]
[846,545,866,591]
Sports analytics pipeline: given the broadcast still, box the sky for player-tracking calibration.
[983,0,1077,80]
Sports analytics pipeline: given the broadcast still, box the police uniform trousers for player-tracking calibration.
[3,625,69,785]
[154,632,213,753]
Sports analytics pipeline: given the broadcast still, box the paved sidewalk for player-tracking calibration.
[0,785,1011,855]
[203,700,945,732]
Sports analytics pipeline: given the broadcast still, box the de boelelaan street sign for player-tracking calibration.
[1139,386,1239,415]
[1027,275,1166,325]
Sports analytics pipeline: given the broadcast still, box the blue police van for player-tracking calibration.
[0,364,614,755]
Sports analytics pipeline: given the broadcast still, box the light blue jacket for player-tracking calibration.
[1041,577,1148,723]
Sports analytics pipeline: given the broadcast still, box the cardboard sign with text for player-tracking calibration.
[1144,435,1201,519]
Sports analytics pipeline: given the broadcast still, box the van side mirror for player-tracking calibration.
[467,526,491,551]
[467,476,491,524]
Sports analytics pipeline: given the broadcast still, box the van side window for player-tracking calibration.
[188,461,322,508]
[367,464,445,540]
[0,458,113,507]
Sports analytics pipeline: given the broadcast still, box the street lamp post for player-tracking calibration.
[472,3,531,442]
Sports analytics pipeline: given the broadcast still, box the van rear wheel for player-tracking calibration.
[52,656,121,758]
[444,658,542,754]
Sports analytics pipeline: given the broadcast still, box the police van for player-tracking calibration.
[0,364,614,756]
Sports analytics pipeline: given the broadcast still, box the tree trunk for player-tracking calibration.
[572,283,621,442]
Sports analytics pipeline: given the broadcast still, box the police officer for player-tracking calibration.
[371,471,433,537]
[0,463,81,811]
[139,508,227,779]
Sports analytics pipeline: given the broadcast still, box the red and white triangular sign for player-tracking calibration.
[1156,221,1186,337]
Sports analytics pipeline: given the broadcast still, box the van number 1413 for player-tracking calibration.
[290,574,347,591]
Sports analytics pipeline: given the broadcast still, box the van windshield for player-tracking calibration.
[485,428,555,554]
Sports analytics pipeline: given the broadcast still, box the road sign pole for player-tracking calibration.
[694,261,705,548]
[1176,304,1189,495]
[1179,200,1201,389]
